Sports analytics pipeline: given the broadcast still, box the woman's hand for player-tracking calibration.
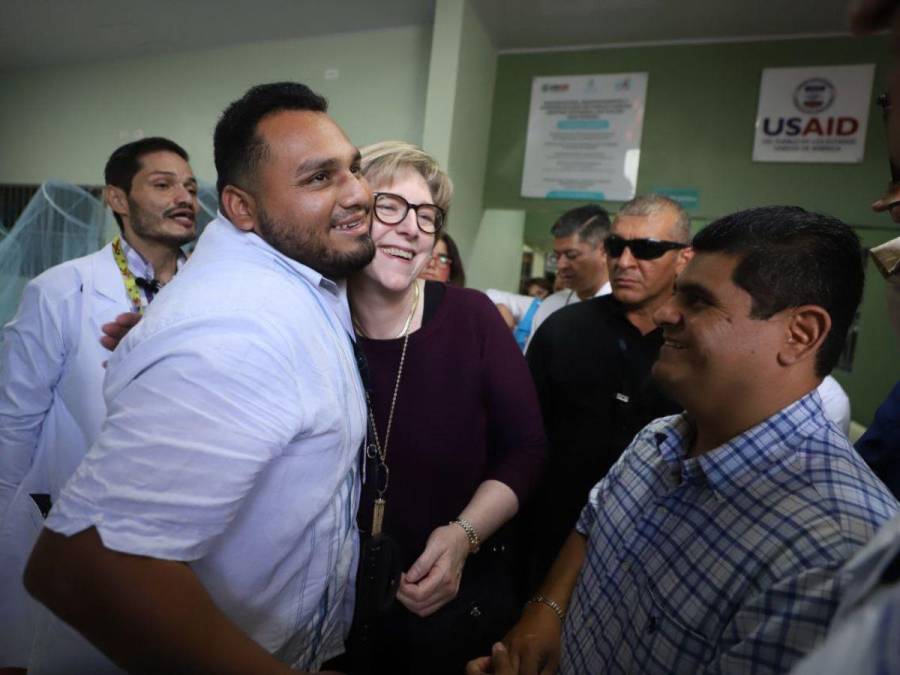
[396,523,471,617]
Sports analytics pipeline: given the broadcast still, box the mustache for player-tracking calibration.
[332,203,372,227]
[163,205,196,218]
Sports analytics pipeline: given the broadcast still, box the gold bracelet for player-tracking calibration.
[527,594,565,622]
[450,517,481,553]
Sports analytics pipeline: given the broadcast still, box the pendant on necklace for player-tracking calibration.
[372,497,386,536]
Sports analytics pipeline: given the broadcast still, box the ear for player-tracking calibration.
[777,305,831,369]
[105,186,129,220]
[220,185,257,233]
[674,246,694,275]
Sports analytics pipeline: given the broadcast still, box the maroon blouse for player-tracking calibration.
[356,283,546,566]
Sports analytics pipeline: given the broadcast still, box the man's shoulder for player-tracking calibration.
[750,422,899,562]
[538,293,620,335]
[27,245,112,294]
[795,424,897,510]
[14,246,115,318]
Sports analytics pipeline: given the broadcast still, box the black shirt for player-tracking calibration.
[523,294,681,585]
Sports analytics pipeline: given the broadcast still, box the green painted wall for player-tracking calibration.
[0,26,431,186]
[423,0,498,271]
[483,35,899,425]
[467,209,526,291]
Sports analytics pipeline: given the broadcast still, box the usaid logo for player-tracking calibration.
[793,78,835,114]
[762,75,857,138]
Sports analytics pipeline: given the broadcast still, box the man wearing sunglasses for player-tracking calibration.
[522,194,692,588]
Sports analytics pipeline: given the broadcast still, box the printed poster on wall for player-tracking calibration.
[521,73,648,201]
[752,64,875,163]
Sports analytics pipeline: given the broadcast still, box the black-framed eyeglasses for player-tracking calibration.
[373,192,445,234]
[604,234,688,260]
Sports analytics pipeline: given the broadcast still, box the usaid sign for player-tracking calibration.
[753,64,875,163]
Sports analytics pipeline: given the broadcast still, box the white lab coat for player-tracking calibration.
[0,242,129,667]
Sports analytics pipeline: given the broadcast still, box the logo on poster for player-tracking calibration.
[761,76,858,138]
[793,78,835,113]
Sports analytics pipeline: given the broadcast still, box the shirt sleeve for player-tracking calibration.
[710,563,844,674]
[475,293,546,504]
[789,583,900,675]
[0,279,68,518]
[46,311,305,562]
[484,289,535,322]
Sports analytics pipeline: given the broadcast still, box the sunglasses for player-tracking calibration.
[604,234,688,260]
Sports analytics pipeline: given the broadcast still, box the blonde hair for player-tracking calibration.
[360,141,453,215]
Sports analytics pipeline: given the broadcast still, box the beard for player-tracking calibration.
[128,198,197,248]
[257,206,375,280]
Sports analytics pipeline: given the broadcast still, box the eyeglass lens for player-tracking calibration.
[374,193,443,233]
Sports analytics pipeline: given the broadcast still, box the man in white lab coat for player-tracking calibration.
[0,136,198,672]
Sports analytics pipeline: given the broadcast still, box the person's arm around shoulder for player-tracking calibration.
[466,531,586,675]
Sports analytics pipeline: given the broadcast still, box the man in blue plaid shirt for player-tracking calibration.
[468,206,898,675]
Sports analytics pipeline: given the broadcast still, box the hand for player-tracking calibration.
[467,602,562,675]
[396,523,470,617]
[466,642,515,674]
[99,312,142,351]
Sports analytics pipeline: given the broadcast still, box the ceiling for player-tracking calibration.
[1,0,855,72]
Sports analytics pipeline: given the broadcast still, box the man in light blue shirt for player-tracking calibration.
[468,206,897,675]
[24,82,375,675]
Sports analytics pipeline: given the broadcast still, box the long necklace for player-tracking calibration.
[358,281,420,536]
[111,236,144,314]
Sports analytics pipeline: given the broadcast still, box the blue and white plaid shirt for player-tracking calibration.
[561,391,898,674]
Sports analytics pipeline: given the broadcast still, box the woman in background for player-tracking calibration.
[419,230,465,286]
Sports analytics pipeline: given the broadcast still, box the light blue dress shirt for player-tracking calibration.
[32,215,367,673]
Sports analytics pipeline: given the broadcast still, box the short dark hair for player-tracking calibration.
[692,206,864,377]
[438,231,466,287]
[617,193,691,243]
[522,276,552,295]
[550,204,611,246]
[104,137,190,228]
[214,82,328,198]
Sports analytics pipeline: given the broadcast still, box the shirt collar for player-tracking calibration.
[653,390,829,498]
[209,213,354,336]
[119,235,187,280]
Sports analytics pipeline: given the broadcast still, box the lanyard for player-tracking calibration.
[110,235,145,314]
